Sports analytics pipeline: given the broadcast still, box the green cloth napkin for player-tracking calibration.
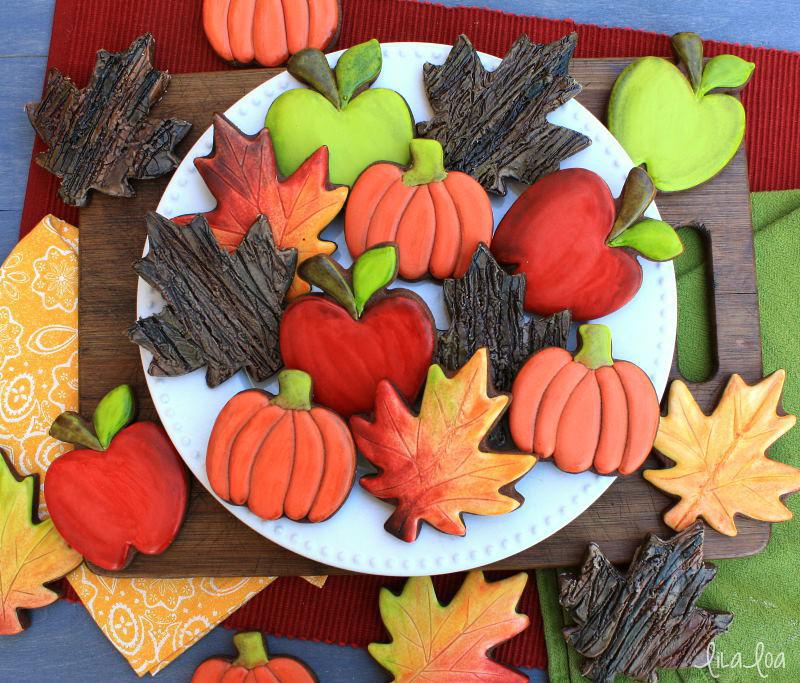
[537,190,800,682]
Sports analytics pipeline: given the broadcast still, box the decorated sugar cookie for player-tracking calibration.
[416,33,590,195]
[130,213,297,387]
[265,39,415,186]
[645,371,800,536]
[26,34,190,207]
[436,244,571,393]
[0,453,82,635]
[491,166,682,321]
[370,572,529,682]
[352,348,535,542]
[345,139,493,280]
[192,631,317,682]
[280,244,436,418]
[560,523,732,682]
[203,0,340,67]
[510,324,660,475]
[206,370,356,522]
[174,113,347,298]
[45,385,188,571]
[608,32,755,192]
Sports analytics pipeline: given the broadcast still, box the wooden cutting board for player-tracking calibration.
[79,59,765,577]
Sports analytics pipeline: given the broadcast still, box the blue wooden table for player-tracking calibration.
[0,1,795,680]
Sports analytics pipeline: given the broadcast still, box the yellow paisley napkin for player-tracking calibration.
[0,216,324,676]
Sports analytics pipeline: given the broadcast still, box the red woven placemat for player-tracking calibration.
[30,0,800,671]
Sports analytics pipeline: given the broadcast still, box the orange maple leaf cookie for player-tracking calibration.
[176,113,348,298]
[644,371,800,536]
[370,571,529,682]
[351,348,535,542]
[0,452,82,634]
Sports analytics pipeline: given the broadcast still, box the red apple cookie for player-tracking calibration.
[206,370,356,522]
[510,324,660,475]
[345,139,493,280]
[279,245,436,418]
[45,385,188,571]
[491,167,682,321]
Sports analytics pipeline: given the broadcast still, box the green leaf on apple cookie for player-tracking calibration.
[698,55,755,96]
[609,219,684,261]
[93,385,136,449]
[353,245,398,315]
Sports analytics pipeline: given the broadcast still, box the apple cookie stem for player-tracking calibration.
[231,632,270,668]
[288,39,383,111]
[402,139,448,186]
[607,167,683,261]
[608,166,656,241]
[573,324,614,370]
[271,370,313,410]
[49,384,136,451]
[298,244,400,319]
[671,32,704,92]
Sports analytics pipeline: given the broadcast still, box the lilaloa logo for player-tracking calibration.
[706,642,786,679]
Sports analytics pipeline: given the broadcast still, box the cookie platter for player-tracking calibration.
[134,42,676,576]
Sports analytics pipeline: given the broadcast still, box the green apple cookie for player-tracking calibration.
[608,32,754,192]
[265,39,414,187]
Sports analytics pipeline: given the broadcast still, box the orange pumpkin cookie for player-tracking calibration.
[203,0,341,67]
[206,369,356,522]
[345,139,494,280]
[510,324,659,475]
[192,631,317,682]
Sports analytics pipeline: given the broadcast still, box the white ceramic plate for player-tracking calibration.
[139,42,676,576]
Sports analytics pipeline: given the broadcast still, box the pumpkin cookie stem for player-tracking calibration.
[232,631,270,668]
[272,370,313,410]
[608,167,656,242]
[402,139,448,186]
[574,324,614,370]
[671,32,704,93]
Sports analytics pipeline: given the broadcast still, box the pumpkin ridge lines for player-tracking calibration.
[221,400,266,498]
[278,0,290,62]
[248,0,257,57]
[615,365,636,470]
[367,176,405,247]
[284,409,300,518]
[445,177,466,272]
[548,365,588,454]
[586,372,602,464]
[391,180,418,244]
[302,0,311,46]
[309,410,327,511]
[241,408,286,507]
[419,184,436,269]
